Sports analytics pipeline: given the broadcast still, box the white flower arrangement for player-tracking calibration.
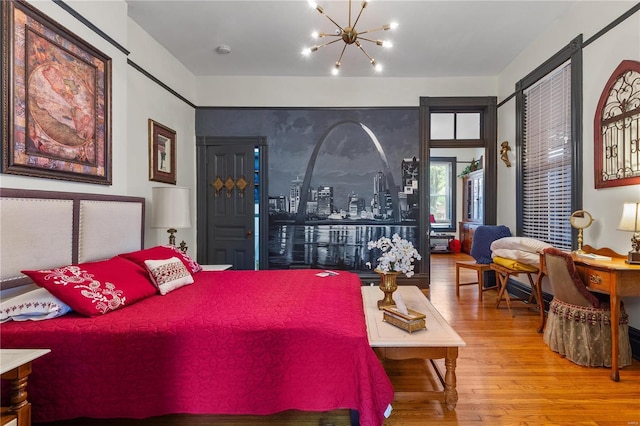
[366,233,422,278]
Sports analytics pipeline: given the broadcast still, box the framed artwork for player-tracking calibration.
[594,60,640,189]
[1,0,112,184]
[148,119,176,184]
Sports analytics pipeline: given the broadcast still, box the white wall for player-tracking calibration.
[195,75,498,107]
[0,0,130,195]
[0,1,198,251]
[497,1,640,327]
[126,18,197,248]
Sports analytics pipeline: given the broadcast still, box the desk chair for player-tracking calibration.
[542,248,632,368]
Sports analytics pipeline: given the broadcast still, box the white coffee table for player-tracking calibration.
[1,348,51,426]
[361,285,466,410]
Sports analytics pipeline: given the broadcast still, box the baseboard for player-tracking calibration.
[507,279,640,361]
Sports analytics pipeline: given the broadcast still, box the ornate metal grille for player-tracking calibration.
[595,61,640,188]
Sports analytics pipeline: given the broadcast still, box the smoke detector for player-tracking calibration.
[216,45,231,54]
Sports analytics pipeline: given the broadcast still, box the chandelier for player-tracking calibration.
[302,0,397,75]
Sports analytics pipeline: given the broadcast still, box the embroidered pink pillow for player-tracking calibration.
[22,257,157,317]
[144,257,194,295]
[119,245,202,274]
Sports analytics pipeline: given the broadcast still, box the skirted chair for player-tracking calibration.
[542,247,632,368]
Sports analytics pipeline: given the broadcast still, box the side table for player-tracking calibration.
[200,264,232,271]
[1,349,50,426]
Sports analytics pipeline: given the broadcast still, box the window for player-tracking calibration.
[430,157,456,231]
[431,112,481,140]
[516,36,582,250]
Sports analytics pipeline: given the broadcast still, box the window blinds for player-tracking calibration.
[522,61,572,250]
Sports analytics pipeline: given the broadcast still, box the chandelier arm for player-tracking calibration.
[318,33,341,39]
[357,36,381,44]
[336,43,348,66]
[322,13,345,32]
[357,26,389,36]
[313,38,344,51]
[355,41,376,65]
[352,1,366,30]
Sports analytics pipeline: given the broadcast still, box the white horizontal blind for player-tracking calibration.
[522,60,572,250]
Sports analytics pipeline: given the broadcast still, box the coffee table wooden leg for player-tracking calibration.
[444,347,458,411]
[1,362,33,426]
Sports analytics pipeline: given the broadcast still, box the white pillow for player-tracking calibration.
[490,237,552,254]
[144,257,194,295]
[0,284,72,323]
[491,248,541,266]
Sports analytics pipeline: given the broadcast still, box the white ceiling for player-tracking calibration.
[126,0,580,78]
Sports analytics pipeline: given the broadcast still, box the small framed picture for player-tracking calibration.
[149,119,176,184]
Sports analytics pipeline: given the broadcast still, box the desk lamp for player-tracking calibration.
[617,202,640,264]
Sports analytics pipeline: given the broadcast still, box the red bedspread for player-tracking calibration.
[1,270,393,426]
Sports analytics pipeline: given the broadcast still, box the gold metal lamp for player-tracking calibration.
[302,0,397,75]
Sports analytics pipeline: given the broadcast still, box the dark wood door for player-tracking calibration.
[197,137,264,269]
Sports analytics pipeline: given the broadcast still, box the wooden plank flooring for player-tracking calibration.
[37,253,640,426]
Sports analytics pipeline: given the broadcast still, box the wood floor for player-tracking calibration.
[37,253,640,426]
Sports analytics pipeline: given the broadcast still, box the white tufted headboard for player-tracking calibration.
[0,188,145,290]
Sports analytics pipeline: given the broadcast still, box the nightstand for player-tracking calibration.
[200,264,232,271]
[1,349,50,426]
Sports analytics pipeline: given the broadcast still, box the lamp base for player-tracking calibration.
[167,228,177,246]
[626,251,640,265]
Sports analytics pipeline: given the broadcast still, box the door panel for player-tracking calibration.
[201,141,255,269]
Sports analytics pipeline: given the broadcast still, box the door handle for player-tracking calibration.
[246,230,253,239]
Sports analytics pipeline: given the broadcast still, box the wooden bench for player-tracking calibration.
[455,261,496,301]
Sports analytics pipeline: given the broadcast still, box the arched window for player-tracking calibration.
[594,60,640,189]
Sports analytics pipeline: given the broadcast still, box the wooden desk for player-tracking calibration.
[538,247,640,381]
[361,286,466,410]
[1,349,50,426]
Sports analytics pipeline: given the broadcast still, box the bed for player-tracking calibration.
[0,188,394,426]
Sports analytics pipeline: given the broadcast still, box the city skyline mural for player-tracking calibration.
[196,107,420,272]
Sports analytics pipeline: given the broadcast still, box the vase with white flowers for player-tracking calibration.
[367,233,422,309]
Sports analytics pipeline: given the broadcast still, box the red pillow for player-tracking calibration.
[22,257,157,317]
[118,245,202,274]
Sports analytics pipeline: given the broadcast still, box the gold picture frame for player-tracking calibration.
[1,0,112,184]
[149,119,176,185]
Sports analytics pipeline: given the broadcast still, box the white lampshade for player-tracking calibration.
[617,202,640,233]
[151,187,192,229]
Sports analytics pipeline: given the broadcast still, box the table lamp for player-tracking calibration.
[617,201,640,264]
[151,187,191,252]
